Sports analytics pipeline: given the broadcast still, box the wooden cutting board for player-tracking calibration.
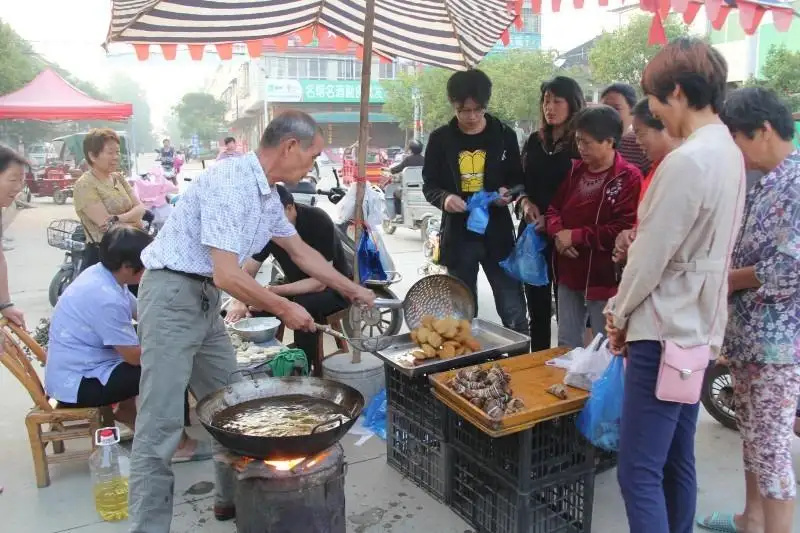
[428,347,589,437]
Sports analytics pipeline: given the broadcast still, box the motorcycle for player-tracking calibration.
[131,167,179,233]
[48,211,156,307]
[701,360,737,430]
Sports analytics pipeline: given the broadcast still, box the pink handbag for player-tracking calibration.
[652,173,744,404]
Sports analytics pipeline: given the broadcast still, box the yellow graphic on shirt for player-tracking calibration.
[458,150,486,193]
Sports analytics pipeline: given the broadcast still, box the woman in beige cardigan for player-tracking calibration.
[605,38,745,533]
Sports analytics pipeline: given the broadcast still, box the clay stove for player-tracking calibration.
[224,443,346,533]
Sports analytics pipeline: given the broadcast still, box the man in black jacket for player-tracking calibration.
[422,70,527,333]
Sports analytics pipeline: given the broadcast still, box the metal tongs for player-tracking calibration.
[315,323,398,353]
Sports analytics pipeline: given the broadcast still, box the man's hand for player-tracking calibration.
[613,229,636,264]
[522,199,541,224]
[278,301,315,332]
[347,284,376,307]
[225,300,250,323]
[2,306,25,328]
[562,246,579,259]
[443,194,467,213]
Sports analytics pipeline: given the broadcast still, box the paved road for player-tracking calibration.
[1,156,797,532]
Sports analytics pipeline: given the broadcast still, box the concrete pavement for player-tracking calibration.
[0,159,797,532]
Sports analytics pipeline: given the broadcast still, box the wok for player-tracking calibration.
[196,374,364,460]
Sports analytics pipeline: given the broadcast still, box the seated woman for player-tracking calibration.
[545,105,641,348]
[44,226,210,462]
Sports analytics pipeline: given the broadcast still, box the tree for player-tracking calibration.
[381,50,557,135]
[588,14,689,86]
[106,72,154,152]
[746,45,800,110]
[174,92,227,146]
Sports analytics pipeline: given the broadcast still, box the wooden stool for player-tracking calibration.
[276,309,350,359]
[0,319,101,488]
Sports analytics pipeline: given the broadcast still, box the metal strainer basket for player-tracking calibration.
[359,274,475,331]
[315,324,398,352]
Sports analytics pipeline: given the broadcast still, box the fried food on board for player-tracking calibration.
[408,316,482,362]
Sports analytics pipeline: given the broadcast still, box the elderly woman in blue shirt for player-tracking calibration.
[698,87,800,533]
[44,226,208,462]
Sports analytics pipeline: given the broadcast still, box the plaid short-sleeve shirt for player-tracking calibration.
[141,152,296,276]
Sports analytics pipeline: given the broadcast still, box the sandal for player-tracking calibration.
[172,439,213,464]
[696,512,740,532]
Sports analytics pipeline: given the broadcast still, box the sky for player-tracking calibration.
[0,0,641,131]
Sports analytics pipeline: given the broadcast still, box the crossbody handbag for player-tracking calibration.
[651,172,744,404]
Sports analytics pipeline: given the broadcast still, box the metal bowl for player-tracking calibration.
[231,317,281,343]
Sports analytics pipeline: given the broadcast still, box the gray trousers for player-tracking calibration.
[129,269,237,533]
[556,285,607,349]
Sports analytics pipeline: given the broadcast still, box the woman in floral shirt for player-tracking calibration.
[698,87,800,533]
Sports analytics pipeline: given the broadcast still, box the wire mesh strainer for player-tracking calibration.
[375,274,476,330]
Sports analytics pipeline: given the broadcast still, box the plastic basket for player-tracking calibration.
[386,406,449,502]
[448,412,594,490]
[449,446,594,533]
[385,365,447,437]
[47,219,86,252]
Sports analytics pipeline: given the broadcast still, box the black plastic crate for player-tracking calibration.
[594,448,618,473]
[448,412,594,490]
[385,365,447,436]
[386,406,450,502]
[450,446,593,533]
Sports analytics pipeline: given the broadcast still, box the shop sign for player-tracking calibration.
[265,79,386,104]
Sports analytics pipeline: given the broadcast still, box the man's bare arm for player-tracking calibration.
[211,249,292,317]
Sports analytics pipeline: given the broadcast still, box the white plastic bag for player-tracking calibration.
[563,334,613,391]
[336,183,385,228]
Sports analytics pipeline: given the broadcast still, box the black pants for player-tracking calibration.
[253,289,348,377]
[524,244,557,352]
[59,362,190,426]
[445,238,527,334]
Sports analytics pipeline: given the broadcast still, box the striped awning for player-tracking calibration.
[105,0,519,70]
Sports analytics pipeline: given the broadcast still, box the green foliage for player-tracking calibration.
[106,73,154,151]
[381,50,557,133]
[588,14,690,86]
[746,45,800,111]
[173,92,227,146]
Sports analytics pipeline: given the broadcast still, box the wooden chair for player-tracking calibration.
[0,319,102,488]
[277,308,350,359]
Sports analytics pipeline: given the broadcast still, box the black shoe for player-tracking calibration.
[213,504,236,521]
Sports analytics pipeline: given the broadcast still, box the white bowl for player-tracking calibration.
[231,317,282,343]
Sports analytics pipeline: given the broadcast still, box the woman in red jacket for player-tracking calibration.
[545,105,642,348]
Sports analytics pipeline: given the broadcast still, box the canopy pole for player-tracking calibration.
[351,0,377,365]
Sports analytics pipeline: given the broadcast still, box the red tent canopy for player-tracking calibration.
[0,69,133,121]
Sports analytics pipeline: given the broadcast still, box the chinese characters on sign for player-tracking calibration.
[265,79,387,103]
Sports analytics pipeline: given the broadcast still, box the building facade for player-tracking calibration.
[206,34,410,152]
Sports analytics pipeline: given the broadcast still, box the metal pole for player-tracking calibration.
[351,0,377,365]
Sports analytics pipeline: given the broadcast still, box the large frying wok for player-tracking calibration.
[196,374,364,460]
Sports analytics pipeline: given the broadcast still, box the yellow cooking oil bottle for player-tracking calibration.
[89,427,130,521]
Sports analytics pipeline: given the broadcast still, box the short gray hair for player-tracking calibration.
[260,111,320,149]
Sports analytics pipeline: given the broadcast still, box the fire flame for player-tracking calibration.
[263,458,306,471]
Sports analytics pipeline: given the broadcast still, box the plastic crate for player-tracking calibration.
[386,406,449,502]
[449,446,594,533]
[594,448,618,473]
[384,365,447,436]
[448,412,594,490]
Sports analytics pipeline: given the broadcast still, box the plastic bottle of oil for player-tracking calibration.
[89,427,130,521]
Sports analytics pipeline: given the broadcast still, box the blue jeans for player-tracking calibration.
[617,340,700,533]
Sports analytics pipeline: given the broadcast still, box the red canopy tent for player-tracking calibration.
[0,69,133,121]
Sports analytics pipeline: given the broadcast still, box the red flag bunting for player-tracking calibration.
[188,44,205,60]
[552,0,562,12]
[246,40,263,58]
[704,0,723,22]
[648,13,667,45]
[682,1,701,23]
[133,44,149,60]
[772,8,794,32]
[574,0,585,9]
[274,35,290,52]
[670,0,690,12]
[215,43,233,60]
[160,44,177,60]
[515,15,523,30]
[711,5,731,30]
[500,29,510,46]
[296,25,315,45]
[737,2,765,35]
[530,0,542,13]
[658,0,671,19]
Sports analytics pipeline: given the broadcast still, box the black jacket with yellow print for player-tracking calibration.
[422,113,523,268]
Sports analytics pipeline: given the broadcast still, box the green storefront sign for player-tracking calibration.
[264,79,386,104]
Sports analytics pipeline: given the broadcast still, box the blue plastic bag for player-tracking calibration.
[362,389,387,440]
[576,356,625,451]
[357,226,387,284]
[466,190,500,235]
[500,224,550,286]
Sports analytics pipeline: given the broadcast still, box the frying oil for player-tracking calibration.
[93,477,129,521]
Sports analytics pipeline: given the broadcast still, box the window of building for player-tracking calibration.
[308,57,321,79]
[287,57,298,78]
[238,62,250,97]
[520,8,541,34]
[269,57,288,78]
[378,61,396,79]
